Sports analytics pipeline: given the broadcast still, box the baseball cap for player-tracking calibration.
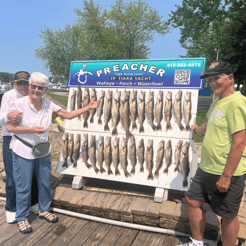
[200,61,233,79]
[13,71,30,82]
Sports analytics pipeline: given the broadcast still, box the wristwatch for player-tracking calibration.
[193,128,197,134]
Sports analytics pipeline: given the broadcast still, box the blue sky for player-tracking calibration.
[0,0,186,78]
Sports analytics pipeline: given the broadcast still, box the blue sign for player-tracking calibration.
[68,58,206,89]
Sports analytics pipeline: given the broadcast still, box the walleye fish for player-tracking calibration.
[68,133,74,164]
[164,91,172,131]
[154,140,165,178]
[120,90,133,139]
[89,135,99,174]
[82,88,90,128]
[173,90,184,131]
[138,139,145,172]
[146,139,154,180]
[89,88,97,123]
[81,133,91,169]
[164,140,172,174]
[97,90,105,125]
[97,136,106,173]
[174,140,183,172]
[155,90,163,131]
[146,91,156,131]
[73,134,81,168]
[62,132,68,168]
[120,138,131,178]
[183,91,192,131]
[129,136,137,175]
[69,89,76,111]
[104,136,113,175]
[76,86,82,119]
[112,137,120,176]
[180,141,190,187]
[138,91,145,133]
[112,90,121,136]
[130,90,138,130]
[104,90,113,132]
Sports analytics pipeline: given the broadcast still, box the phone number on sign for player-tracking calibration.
[167,63,201,67]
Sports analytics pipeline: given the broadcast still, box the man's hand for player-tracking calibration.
[216,175,231,193]
[89,98,101,109]
[191,124,198,133]
[7,111,23,124]
[30,126,48,134]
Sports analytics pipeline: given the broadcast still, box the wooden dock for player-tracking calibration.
[0,208,191,246]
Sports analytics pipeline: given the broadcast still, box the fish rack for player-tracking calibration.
[56,87,199,203]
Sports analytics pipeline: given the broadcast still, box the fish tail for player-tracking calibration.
[90,116,94,123]
[154,170,159,178]
[100,167,106,174]
[62,159,68,168]
[112,128,118,136]
[166,123,171,131]
[157,124,162,131]
[70,156,74,164]
[183,179,188,188]
[85,162,92,169]
[186,124,191,131]
[83,120,88,128]
[124,170,131,178]
[179,123,184,131]
[140,166,144,172]
[73,161,77,168]
[130,167,135,175]
[132,122,137,130]
[104,124,110,131]
[163,168,168,174]
[139,126,144,133]
[126,131,133,140]
[108,168,113,175]
[174,166,180,172]
[147,172,154,180]
[94,167,99,174]
[98,118,102,125]
[115,169,120,176]
[152,124,157,132]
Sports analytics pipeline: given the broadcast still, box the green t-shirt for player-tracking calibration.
[199,91,246,176]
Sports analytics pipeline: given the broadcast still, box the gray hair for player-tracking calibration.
[29,72,49,87]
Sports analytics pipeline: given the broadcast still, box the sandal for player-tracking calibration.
[18,220,33,234]
[39,211,59,223]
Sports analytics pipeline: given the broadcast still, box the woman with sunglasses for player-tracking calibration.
[7,72,100,234]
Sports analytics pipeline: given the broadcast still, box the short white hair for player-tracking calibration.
[29,72,49,87]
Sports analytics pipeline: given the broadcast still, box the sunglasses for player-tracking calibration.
[30,84,45,91]
[16,81,29,86]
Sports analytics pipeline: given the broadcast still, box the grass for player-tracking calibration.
[194,109,209,143]
[47,92,68,106]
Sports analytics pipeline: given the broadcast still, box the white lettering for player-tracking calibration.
[156,68,166,77]
[148,66,157,74]
[139,64,148,72]
[96,70,103,77]
[103,67,111,75]
[130,63,138,70]
[113,64,120,72]
[122,63,130,71]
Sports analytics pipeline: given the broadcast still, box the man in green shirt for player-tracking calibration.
[178,61,246,246]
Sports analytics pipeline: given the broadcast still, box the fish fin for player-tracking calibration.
[183,180,188,188]
[139,126,144,133]
[100,167,106,174]
[98,118,102,125]
[179,123,184,131]
[157,124,162,131]
[140,166,144,172]
[130,168,135,175]
[147,173,154,180]
[104,124,110,131]
[112,128,118,136]
[62,160,68,168]
[154,170,159,178]
[83,121,88,128]
[146,163,149,169]
[163,168,168,174]
[108,168,113,175]
[73,162,77,168]
[70,157,74,163]
[174,166,180,172]
[90,117,94,123]
[115,169,120,176]
[85,163,92,169]
[152,124,157,132]
[124,170,131,178]
[186,125,191,131]
[132,123,137,130]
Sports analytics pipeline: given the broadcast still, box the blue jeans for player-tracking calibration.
[3,136,16,212]
[12,152,52,221]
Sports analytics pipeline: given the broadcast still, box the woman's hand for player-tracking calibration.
[31,126,48,134]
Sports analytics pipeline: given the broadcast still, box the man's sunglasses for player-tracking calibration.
[16,81,29,86]
[30,84,45,91]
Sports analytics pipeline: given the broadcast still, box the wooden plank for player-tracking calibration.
[92,193,111,211]
[0,220,15,236]
[1,212,48,246]
[0,214,7,225]
[118,196,136,215]
[114,228,139,246]
[131,197,150,215]
[131,231,152,246]
[147,233,166,246]
[33,215,77,246]
[49,218,89,246]
[83,223,112,246]
[161,235,175,246]
[69,190,90,208]
[59,188,78,205]
[0,208,5,217]
[106,194,124,213]
[67,221,102,246]
[81,191,99,209]
[17,213,67,246]
[97,225,125,246]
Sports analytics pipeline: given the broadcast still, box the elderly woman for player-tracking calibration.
[7,72,100,234]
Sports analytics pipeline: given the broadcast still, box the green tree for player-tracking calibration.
[168,0,246,85]
[36,0,169,79]
[0,72,14,83]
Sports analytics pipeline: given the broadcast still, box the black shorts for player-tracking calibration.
[186,168,246,217]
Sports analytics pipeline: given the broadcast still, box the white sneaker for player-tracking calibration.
[5,210,17,224]
[177,238,208,246]
[30,203,39,215]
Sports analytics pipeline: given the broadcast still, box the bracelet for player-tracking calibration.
[193,128,197,134]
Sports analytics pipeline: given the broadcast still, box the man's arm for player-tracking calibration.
[57,98,101,119]
[216,129,246,192]
[191,119,208,134]
[7,122,47,135]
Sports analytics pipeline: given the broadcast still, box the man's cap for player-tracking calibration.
[200,61,233,79]
[13,71,30,82]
